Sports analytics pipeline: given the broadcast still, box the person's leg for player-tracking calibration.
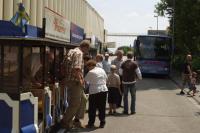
[113,88,119,113]
[97,92,107,128]
[75,90,88,118]
[87,94,97,126]
[117,76,123,107]
[180,74,190,94]
[113,104,117,113]
[192,87,197,96]
[123,84,129,114]
[108,88,112,114]
[74,90,88,127]
[130,84,136,114]
[109,103,113,114]
[61,82,82,129]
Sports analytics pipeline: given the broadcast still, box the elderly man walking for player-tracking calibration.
[61,40,90,131]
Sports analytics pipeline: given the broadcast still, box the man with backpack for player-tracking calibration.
[120,52,142,115]
[61,40,90,131]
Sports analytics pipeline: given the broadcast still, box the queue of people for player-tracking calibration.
[56,40,142,132]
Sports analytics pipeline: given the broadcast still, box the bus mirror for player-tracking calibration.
[136,39,140,47]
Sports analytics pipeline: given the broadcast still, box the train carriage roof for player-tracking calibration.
[0,37,79,48]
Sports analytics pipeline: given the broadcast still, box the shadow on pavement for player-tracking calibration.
[142,74,169,79]
[194,112,200,117]
[67,127,98,132]
[106,112,134,117]
[136,77,178,91]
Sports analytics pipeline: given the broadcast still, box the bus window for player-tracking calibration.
[134,39,141,58]
[154,38,171,60]
[3,46,19,91]
[138,37,156,59]
[22,47,32,91]
[136,36,171,60]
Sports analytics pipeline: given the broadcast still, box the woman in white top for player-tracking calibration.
[85,60,108,128]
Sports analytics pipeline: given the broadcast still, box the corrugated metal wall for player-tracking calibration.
[0,0,3,20]
[0,0,104,42]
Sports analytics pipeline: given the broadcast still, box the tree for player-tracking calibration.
[155,0,200,70]
[117,46,133,55]
[155,0,200,55]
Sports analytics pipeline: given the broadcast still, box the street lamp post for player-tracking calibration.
[154,15,158,34]
[173,0,175,47]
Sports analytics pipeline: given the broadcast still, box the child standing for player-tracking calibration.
[107,65,121,115]
[187,72,197,96]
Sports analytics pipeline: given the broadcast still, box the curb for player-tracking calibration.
[169,75,200,105]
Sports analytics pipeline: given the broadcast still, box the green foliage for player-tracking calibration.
[172,55,200,72]
[155,0,200,70]
[117,46,133,55]
[192,57,200,71]
[171,54,184,71]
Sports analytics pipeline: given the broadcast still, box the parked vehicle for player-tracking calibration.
[134,35,173,76]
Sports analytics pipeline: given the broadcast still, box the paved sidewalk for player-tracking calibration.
[170,70,200,104]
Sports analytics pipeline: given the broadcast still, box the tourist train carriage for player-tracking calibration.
[0,37,74,133]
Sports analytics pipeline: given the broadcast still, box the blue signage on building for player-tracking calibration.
[70,23,84,44]
[0,20,42,38]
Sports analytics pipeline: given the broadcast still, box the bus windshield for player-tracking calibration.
[135,36,172,60]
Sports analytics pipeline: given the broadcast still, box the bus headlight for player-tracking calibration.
[164,67,168,71]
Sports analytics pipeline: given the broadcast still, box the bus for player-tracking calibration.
[134,35,173,76]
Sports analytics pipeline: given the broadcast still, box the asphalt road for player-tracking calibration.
[65,77,200,133]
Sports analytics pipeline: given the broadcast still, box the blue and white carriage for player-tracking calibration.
[0,21,71,133]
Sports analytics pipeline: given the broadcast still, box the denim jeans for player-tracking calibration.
[123,83,136,113]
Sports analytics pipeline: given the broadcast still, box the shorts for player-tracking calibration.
[189,84,196,91]
[182,74,191,86]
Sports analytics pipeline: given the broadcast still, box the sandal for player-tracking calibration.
[108,111,113,115]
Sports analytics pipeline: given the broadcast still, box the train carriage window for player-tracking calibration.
[3,46,19,91]
[22,47,32,91]
[44,47,55,85]
[31,47,43,89]
[55,48,63,81]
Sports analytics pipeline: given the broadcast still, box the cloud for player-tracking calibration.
[126,11,139,17]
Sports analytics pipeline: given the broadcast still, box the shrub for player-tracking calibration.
[192,57,200,71]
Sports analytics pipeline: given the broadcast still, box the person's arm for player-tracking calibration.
[119,62,124,76]
[85,72,93,83]
[107,75,110,86]
[116,75,121,88]
[111,59,114,65]
[117,75,122,95]
[136,67,142,80]
[187,65,192,76]
[73,52,84,85]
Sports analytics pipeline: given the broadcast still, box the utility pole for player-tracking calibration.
[173,0,175,47]
[154,15,158,35]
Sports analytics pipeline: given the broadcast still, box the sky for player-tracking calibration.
[87,0,169,34]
